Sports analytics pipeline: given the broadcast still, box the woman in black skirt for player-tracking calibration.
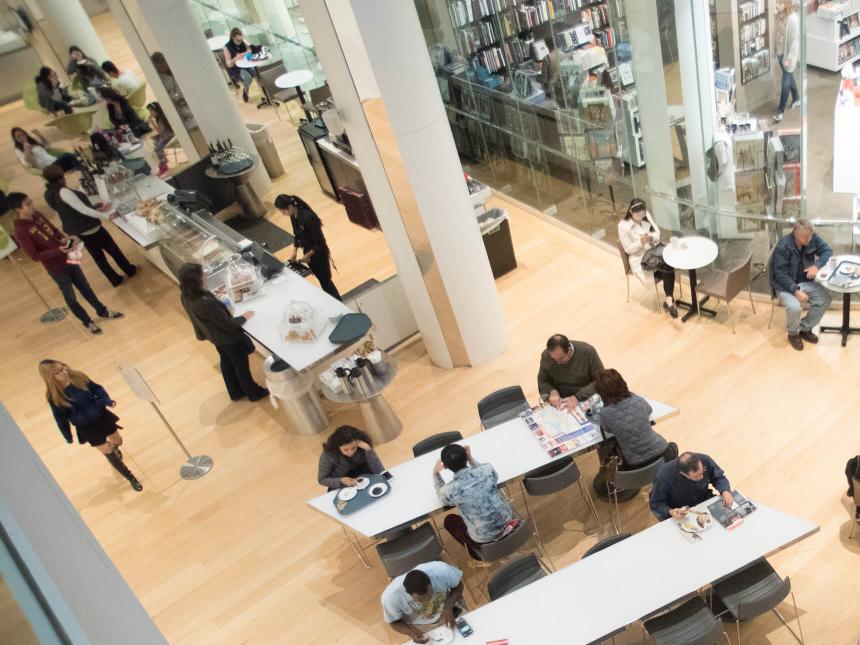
[275,194,341,301]
[39,360,142,492]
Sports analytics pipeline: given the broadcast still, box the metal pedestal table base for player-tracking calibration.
[40,308,66,324]
[181,455,214,480]
[820,292,860,347]
[235,182,266,219]
[675,268,717,322]
[359,395,403,444]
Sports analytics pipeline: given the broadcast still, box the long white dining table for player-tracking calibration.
[406,498,819,645]
[307,397,677,539]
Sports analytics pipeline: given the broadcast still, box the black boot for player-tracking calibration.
[110,443,122,460]
[105,452,143,492]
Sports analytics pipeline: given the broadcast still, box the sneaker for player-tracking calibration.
[772,112,784,123]
[242,88,249,103]
[87,323,103,335]
[787,334,803,351]
[799,330,818,344]
[663,302,679,319]
[99,311,125,320]
[791,100,800,110]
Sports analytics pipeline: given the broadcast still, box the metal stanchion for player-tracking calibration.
[119,365,213,480]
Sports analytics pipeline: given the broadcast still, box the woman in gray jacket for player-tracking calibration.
[595,368,677,470]
[318,425,385,490]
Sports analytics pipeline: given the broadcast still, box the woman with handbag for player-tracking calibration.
[39,360,143,492]
[618,198,678,318]
[178,263,269,402]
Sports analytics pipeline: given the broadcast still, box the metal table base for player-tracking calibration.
[820,292,860,347]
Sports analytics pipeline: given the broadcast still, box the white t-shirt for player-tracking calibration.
[381,561,462,626]
[114,70,141,96]
[16,145,57,170]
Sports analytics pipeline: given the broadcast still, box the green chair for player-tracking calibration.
[22,81,46,113]
[126,82,147,110]
[49,109,97,137]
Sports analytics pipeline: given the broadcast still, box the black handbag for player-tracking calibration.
[641,243,671,272]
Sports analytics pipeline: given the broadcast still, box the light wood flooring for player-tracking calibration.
[0,11,858,645]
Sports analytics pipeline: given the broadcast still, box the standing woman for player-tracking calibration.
[147,101,174,177]
[178,263,269,402]
[43,164,138,287]
[39,360,143,492]
[275,194,341,300]
[618,198,678,318]
[318,425,385,490]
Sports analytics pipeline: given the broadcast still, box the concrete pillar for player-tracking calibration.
[113,0,270,196]
[36,0,109,64]
[300,0,507,368]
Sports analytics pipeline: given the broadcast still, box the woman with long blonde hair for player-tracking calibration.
[39,360,142,492]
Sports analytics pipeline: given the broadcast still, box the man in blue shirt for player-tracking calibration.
[770,219,833,351]
[433,444,516,560]
[650,452,734,520]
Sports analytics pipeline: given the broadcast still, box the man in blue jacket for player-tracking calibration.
[650,452,734,521]
[770,219,832,351]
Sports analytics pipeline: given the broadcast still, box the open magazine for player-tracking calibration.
[707,490,757,530]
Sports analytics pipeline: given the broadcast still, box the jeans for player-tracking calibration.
[229,67,254,92]
[309,251,341,301]
[215,341,267,400]
[48,265,108,326]
[79,227,136,286]
[153,133,172,164]
[47,99,72,114]
[777,55,799,114]
[777,281,832,335]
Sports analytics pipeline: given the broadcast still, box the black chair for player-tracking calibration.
[477,386,531,430]
[487,554,548,600]
[375,523,443,579]
[643,596,728,644]
[472,518,548,594]
[412,431,463,457]
[256,61,301,124]
[712,558,804,644]
[609,458,663,534]
[581,532,631,559]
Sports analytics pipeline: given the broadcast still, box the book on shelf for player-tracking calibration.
[706,490,757,530]
[592,27,614,49]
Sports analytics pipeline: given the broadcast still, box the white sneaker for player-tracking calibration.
[791,100,800,110]
[772,113,783,122]
[87,323,103,335]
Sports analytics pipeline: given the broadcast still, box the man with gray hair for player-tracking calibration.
[770,219,833,350]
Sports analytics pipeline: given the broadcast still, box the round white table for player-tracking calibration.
[235,54,273,69]
[274,69,313,118]
[207,35,229,51]
[816,254,860,346]
[662,235,719,322]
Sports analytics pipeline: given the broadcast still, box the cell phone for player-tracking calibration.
[382,470,393,481]
[455,617,473,637]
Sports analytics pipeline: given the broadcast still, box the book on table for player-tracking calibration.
[707,490,757,530]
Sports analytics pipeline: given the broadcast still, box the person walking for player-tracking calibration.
[275,194,342,300]
[39,360,142,492]
[178,263,269,401]
[43,164,138,287]
[10,192,123,335]
[773,0,800,122]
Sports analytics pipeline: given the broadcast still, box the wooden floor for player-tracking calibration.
[1,12,858,645]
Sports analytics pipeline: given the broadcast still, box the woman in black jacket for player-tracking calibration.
[275,194,341,300]
[99,87,151,138]
[178,263,269,401]
[39,359,142,492]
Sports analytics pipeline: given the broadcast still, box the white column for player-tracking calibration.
[624,0,680,232]
[300,0,507,368]
[35,0,109,64]
[117,0,270,196]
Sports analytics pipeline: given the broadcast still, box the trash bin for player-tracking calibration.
[263,356,328,435]
[246,122,284,179]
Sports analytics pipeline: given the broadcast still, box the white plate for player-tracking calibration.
[368,482,389,498]
[354,476,370,490]
[337,487,357,501]
[678,512,712,533]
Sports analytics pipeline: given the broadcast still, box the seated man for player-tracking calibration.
[770,219,833,351]
[538,334,604,410]
[650,452,734,521]
[434,444,516,560]
[101,61,142,96]
[381,562,464,644]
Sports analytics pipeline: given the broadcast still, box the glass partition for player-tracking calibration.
[411,0,860,293]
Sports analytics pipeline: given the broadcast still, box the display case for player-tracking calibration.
[157,207,244,288]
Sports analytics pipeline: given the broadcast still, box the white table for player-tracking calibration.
[274,69,313,116]
[207,35,229,51]
[416,499,818,645]
[816,254,860,346]
[231,269,353,372]
[235,54,275,69]
[307,398,677,539]
[663,236,719,323]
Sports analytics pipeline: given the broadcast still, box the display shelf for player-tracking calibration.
[737,0,769,85]
[806,7,860,70]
